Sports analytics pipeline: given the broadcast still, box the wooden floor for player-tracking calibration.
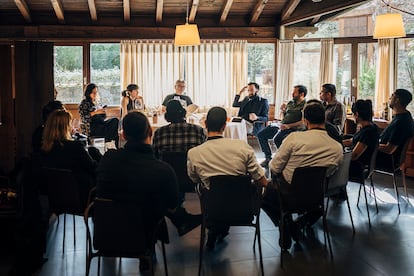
[1,154,414,275]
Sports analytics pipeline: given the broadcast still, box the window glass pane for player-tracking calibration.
[358,43,377,104]
[334,44,352,107]
[54,46,83,103]
[397,38,414,114]
[293,42,320,99]
[90,43,121,106]
[247,43,275,103]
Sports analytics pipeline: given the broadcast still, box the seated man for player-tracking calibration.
[320,83,346,135]
[376,89,414,170]
[257,85,307,167]
[162,80,193,112]
[261,102,343,249]
[232,82,269,135]
[187,106,268,250]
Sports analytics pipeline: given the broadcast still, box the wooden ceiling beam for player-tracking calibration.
[14,0,31,23]
[281,0,301,21]
[310,15,321,25]
[219,0,234,25]
[124,0,130,23]
[281,0,367,26]
[87,0,98,21]
[249,0,268,26]
[50,0,65,24]
[189,0,199,23]
[156,0,164,24]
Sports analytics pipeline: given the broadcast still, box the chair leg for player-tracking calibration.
[256,219,264,276]
[357,184,362,207]
[73,215,76,247]
[63,213,66,255]
[369,176,379,213]
[322,212,333,260]
[362,184,372,227]
[198,222,206,276]
[97,257,101,276]
[161,241,168,276]
[392,173,401,214]
[402,169,409,199]
[345,195,355,235]
[279,213,285,269]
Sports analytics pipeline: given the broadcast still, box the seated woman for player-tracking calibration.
[79,83,119,148]
[121,84,145,119]
[40,109,97,207]
[342,99,379,179]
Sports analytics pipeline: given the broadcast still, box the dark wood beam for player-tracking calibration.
[310,15,321,25]
[0,25,277,40]
[281,0,368,26]
[50,0,65,24]
[14,0,31,23]
[87,0,98,22]
[124,0,130,23]
[156,0,164,23]
[189,0,199,23]
[281,0,301,21]
[219,0,233,25]
[249,0,268,26]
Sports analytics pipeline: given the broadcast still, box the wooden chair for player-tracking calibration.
[196,175,264,276]
[325,151,355,234]
[84,198,168,276]
[274,166,332,267]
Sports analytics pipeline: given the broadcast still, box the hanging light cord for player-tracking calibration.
[381,0,414,16]
[186,0,189,24]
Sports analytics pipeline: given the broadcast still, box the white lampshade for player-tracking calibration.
[174,23,201,46]
[373,13,406,39]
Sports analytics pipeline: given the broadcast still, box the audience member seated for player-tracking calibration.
[257,85,307,167]
[32,100,65,155]
[40,110,97,208]
[121,83,145,120]
[161,80,193,112]
[376,89,414,170]
[342,99,378,179]
[187,106,268,250]
[79,83,119,148]
[232,82,269,135]
[319,83,346,135]
[261,102,343,249]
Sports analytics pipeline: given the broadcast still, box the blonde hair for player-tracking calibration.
[41,109,72,152]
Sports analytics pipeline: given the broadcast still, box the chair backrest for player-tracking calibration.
[42,167,84,215]
[282,166,327,212]
[92,198,155,256]
[326,151,352,194]
[203,175,260,224]
[395,137,412,169]
[367,143,379,176]
[161,151,195,193]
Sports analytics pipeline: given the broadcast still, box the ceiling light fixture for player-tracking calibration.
[373,0,413,39]
[174,0,201,46]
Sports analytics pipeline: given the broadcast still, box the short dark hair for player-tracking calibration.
[42,100,64,122]
[122,84,139,97]
[394,89,413,108]
[352,99,373,121]
[248,82,260,90]
[304,102,325,124]
[122,111,152,142]
[165,100,186,123]
[322,83,336,97]
[294,85,308,97]
[206,106,227,132]
[84,83,97,101]
[306,99,322,105]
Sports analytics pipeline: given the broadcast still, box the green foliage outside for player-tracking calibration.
[358,58,376,100]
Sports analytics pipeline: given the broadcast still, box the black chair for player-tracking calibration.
[161,151,195,193]
[274,166,332,268]
[196,175,264,276]
[351,144,379,227]
[325,151,355,234]
[42,167,92,254]
[84,198,168,276]
[374,138,411,214]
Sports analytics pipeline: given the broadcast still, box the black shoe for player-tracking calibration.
[260,158,272,168]
[290,222,303,242]
[176,214,202,236]
[139,258,150,272]
[206,233,218,251]
[217,231,229,243]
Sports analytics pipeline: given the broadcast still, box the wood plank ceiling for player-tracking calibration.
[0,0,368,40]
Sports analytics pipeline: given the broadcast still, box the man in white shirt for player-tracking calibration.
[187,106,268,250]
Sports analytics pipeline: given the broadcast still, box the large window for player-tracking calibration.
[334,44,352,105]
[293,42,320,99]
[358,43,377,102]
[397,38,414,113]
[247,43,275,103]
[54,46,83,103]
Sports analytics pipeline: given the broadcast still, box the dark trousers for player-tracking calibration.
[257,126,296,159]
[91,118,119,143]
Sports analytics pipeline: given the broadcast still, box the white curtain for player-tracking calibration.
[120,40,247,111]
[375,39,395,114]
[319,38,334,86]
[275,40,294,118]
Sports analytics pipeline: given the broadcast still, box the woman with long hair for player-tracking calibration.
[41,109,97,206]
[121,84,145,119]
[79,83,119,147]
